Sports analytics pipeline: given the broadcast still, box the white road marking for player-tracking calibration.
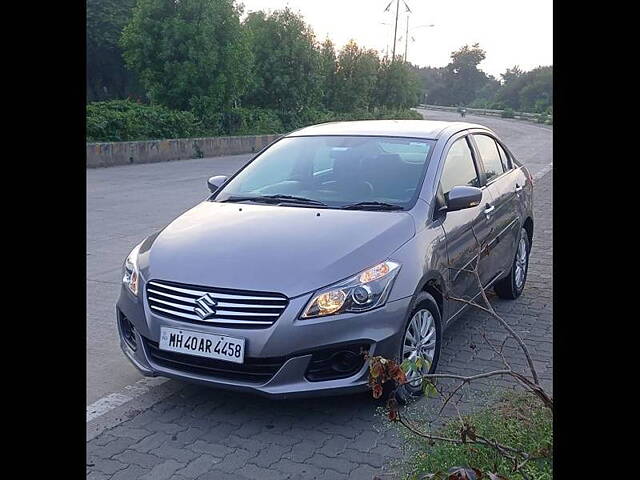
[86,376,169,422]
[533,163,553,181]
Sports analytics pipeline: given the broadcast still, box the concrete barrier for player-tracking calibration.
[86,133,283,168]
[418,104,552,124]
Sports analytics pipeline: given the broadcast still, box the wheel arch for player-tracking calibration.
[523,216,534,244]
[411,270,447,321]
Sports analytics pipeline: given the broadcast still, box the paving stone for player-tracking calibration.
[237,463,284,480]
[91,437,136,459]
[143,420,186,435]
[248,443,292,467]
[349,464,383,480]
[317,436,350,457]
[186,440,235,457]
[108,426,153,441]
[110,464,150,480]
[270,458,324,478]
[174,454,221,478]
[139,459,185,480]
[91,458,128,475]
[284,442,318,462]
[307,453,356,474]
[213,448,259,473]
[149,444,198,463]
[112,450,164,468]
[129,432,171,453]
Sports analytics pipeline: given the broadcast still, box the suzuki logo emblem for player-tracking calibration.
[194,294,218,320]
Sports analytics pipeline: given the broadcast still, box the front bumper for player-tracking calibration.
[116,283,412,399]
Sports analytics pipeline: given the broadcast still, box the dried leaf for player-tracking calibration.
[388,408,398,421]
[372,383,383,399]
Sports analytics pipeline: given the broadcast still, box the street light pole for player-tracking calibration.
[404,24,436,64]
[404,15,409,62]
[392,0,400,61]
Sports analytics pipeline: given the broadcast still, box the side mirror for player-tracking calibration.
[444,186,483,213]
[207,175,228,193]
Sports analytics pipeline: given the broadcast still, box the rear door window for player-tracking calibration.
[496,142,512,170]
[473,134,505,182]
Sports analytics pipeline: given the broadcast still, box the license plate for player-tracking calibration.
[159,327,245,364]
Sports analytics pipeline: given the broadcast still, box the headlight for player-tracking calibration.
[123,242,143,296]
[301,261,401,319]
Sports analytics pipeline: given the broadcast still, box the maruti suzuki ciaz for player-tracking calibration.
[117,120,533,398]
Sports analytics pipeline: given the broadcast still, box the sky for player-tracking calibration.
[239,0,553,79]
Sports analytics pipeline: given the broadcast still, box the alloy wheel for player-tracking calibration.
[514,236,528,289]
[402,309,437,387]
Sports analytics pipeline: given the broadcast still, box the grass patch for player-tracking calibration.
[404,392,552,480]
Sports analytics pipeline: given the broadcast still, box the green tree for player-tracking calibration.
[318,38,338,110]
[496,65,552,112]
[87,0,142,101]
[243,8,322,113]
[333,40,380,112]
[121,0,252,111]
[375,57,421,108]
[445,43,489,105]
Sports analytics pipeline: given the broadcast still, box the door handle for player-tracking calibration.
[515,184,523,192]
[484,204,495,216]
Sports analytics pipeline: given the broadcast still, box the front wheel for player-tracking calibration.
[494,227,531,299]
[396,292,442,400]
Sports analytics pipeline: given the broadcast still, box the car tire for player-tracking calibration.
[394,291,442,402]
[493,227,531,300]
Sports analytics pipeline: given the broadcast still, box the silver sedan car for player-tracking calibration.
[117,120,534,398]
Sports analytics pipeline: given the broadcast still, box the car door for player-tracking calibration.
[469,133,520,281]
[437,135,493,312]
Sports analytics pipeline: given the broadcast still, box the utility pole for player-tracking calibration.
[392,0,399,61]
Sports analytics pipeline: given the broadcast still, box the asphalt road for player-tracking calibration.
[86,108,552,405]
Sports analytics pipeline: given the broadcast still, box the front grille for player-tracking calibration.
[146,280,288,328]
[143,338,287,383]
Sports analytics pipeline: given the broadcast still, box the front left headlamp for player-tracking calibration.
[122,242,143,296]
[301,261,401,319]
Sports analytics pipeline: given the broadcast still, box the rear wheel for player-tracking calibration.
[494,227,530,299]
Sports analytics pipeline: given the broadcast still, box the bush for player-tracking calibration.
[219,108,284,135]
[86,100,205,142]
[501,108,515,118]
[536,113,548,124]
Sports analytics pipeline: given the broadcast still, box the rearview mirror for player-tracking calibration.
[445,186,483,213]
[207,175,228,193]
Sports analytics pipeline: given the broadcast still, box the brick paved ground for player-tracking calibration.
[86,171,552,480]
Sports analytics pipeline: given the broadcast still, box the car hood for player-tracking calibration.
[139,201,416,298]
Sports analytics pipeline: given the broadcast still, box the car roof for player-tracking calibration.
[285,119,488,140]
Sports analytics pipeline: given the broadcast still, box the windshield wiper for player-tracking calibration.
[341,201,404,211]
[260,194,328,206]
[217,195,279,204]
[218,194,328,207]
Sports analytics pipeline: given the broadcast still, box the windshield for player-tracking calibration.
[213,135,435,209]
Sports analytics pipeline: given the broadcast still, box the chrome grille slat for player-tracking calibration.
[148,289,285,309]
[148,282,284,301]
[146,280,288,328]
[149,306,274,325]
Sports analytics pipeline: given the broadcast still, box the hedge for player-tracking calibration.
[86,100,424,142]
